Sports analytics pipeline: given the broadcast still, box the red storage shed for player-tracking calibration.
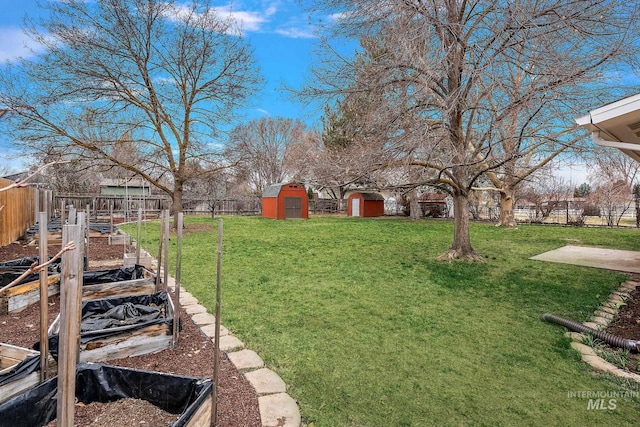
[347,192,385,217]
[262,182,309,219]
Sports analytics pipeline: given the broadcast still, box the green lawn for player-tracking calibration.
[125,216,640,426]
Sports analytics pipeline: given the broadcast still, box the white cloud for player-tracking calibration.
[0,27,45,62]
[165,2,318,38]
[255,108,270,115]
[275,27,315,39]
[166,2,278,35]
[327,11,352,22]
[216,4,278,32]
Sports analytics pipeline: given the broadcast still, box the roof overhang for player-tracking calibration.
[576,93,640,163]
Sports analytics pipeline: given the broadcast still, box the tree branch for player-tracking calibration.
[0,241,76,294]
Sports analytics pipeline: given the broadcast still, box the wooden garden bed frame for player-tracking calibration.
[0,343,39,403]
[0,363,213,427]
[0,273,60,314]
[48,293,175,363]
[81,266,157,301]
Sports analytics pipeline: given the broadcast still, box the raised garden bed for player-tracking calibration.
[0,362,213,427]
[48,292,174,363]
[0,270,60,314]
[0,343,39,403]
[0,235,261,426]
[124,250,155,269]
[82,265,157,300]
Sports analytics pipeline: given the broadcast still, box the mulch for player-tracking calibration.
[605,278,640,374]
[0,236,261,426]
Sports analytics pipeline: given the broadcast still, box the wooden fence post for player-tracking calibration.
[173,212,183,346]
[163,210,169,291]
[38,212,49,382]
[57,223,84,427]
[156,210,164,291]
[60,198,66,225]
[68,207,76,225]
[84,206,90,267]
[34,189,39,219]
[42,191,49,219]
[136,208,142,265]
[212,218,223,426]
[109,204,114,235]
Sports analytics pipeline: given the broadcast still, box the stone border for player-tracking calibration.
[165,276,302,427]
[566,279,640,382]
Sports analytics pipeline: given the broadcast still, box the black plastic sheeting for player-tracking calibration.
[0,362,213,427]
[81,301,162,331]
[0,355,39,387]
[0,271,40,288]
[83,264,148,285]
[0,257,38,270]
[25,220,117,238]
[0,256,61,273]
[47,292,174,359]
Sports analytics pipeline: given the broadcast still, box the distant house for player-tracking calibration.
[418,193,449,218]
[1,172,24,182]
[100,178,151,196]
[1,171,49,188]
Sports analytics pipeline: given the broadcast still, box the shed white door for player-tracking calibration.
[351,198,360,217]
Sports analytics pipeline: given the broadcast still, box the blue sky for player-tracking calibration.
[0,1,592,184]
[0,0,339,171]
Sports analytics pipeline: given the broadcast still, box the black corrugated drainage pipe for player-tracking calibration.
[542,313,639,353]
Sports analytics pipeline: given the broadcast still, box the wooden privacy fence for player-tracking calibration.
[182,197,261,216]
[54,194,170,221]
[0,178,37,246]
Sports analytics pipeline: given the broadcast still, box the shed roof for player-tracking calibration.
[353,192,384,201]
[262,182,303,198]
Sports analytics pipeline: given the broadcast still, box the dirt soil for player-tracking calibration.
[0,236,261,427]
[46,399,179,427]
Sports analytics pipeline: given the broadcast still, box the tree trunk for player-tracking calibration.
[171,181,183,229]
[409,189,421,220]
[496,191,518,227]
[438,191,483,262]
[339,187,347,213]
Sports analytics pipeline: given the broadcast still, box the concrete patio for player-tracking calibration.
[531,245,640,273]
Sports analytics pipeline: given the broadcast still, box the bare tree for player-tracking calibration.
[588,145,640,188]
[227,117,315,196]
[303,0,638,260]
[590,180,633,227]
[519,175,573,224]
[183,163,233,217]
[480,100,588,227]
[586,145,640,226]
[0,164,16,178]
[309,101,387,203]
[0,0,261,222]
